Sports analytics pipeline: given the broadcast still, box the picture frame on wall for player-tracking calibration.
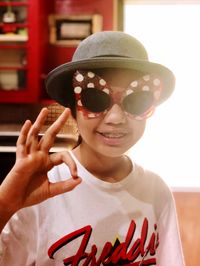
[48,14,103,46]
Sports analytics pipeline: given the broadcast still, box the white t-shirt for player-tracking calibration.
[0,151,185,265]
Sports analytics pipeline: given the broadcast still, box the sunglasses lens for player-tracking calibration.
[81,88,111,113]
[123,91,154,116]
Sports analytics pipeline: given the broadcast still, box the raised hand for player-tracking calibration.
[0,108,81,224]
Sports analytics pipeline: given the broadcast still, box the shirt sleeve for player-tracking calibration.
[157,193,185,266]
[0,207,38,266]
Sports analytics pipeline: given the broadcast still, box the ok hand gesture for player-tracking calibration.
[0,108,81,223]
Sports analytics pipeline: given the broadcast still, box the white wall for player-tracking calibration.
[124,2,200,188]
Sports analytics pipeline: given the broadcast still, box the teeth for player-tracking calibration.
[101,133,126,138]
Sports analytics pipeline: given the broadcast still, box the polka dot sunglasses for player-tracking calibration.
[72,70,162,120]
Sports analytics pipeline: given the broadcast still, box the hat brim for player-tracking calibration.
[46,57,175,108]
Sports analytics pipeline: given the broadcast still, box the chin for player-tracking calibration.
[96,145,131,158]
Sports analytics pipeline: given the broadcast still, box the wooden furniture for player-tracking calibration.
[0,0,118,105]
[0,0,53,103]
[174,191,200,266]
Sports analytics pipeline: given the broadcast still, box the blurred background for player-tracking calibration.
[0,1,199,265]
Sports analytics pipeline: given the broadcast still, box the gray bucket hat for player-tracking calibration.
[46,31,175,108]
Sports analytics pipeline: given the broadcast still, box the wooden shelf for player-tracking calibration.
[0,23,28,28]
[0,87,25,92]
[0,89,31,103]
[0,0,55,104]
[0,43,27,48]
[0,1,29,7]
[0,66,27,70]
[0,34,28,42]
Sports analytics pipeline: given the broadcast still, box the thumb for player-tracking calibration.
[48,177,82,198]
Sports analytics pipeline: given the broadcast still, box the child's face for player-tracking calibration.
[74,68,160,157]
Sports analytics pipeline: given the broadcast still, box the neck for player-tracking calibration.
[72,144,132,183]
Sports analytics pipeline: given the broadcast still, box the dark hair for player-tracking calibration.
[68,83,82,147]
[70,100,76,119]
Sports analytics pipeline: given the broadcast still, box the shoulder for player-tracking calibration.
[131,163,174,219]
[133,163,171,193]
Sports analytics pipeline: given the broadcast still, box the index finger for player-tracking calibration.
[39,108,71,152]
[16,119,32,157]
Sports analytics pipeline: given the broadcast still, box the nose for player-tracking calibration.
[103,103,126,124]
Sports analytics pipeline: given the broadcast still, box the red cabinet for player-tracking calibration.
[0,0,53,103]
[0,0,117,104]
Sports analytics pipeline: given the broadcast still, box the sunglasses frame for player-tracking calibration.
[73,70,162,120]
